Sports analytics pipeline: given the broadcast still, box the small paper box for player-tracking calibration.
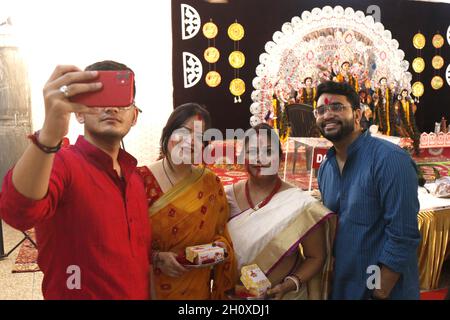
[240,264,271,297]
[185,244,225,265]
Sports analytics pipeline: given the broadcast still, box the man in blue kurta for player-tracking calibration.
[315,81,420,300]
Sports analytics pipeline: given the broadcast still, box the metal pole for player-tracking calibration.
[283,139,289,181]
[308,146,315,192]
[0,219,5,257]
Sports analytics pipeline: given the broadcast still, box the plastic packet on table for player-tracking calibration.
[430,177,450,198]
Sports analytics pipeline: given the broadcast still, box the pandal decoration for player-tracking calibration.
[412,57,425,73]
[228,20,245,103]
[431,76,444,90]
[203,19,221,88]
[413,32,426,49]
[432,55,444,70]
[250,6,413,126]
[205,71,222,88]
[203,21,218,39]
[412,81,425,97]
[432,34,444,49]
[431,32,444,91]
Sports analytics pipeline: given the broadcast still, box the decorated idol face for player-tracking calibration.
[401,90,409,98]
[389,82,396,91]
[379,77,387,87]
[305,78,312,86]
[341,62,350,72]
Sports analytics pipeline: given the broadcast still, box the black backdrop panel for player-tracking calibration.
[172,0,450,134]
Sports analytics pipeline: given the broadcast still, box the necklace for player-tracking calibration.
[162,158,175,186]
[162,158,193,187]
[245,177,282,211]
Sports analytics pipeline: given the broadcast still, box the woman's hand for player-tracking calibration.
[266,279,296,300]
[155,252,189,278]
[212,241,228,256]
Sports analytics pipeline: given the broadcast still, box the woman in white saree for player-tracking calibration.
[226,123,336,300]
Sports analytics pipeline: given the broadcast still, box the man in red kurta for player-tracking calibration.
[0,61,151,299]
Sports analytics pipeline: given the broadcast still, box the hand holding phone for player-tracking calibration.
[70,70,134,107]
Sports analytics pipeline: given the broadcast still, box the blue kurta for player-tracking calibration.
[318,130,421,299]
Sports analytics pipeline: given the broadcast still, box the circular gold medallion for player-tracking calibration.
[431,76,444,90]
[432,55,444,70]
[203,22,218,39]
[432,34,444,49]
[228,51,245,69]
[205,71,222,88]
[204,47,220,63]
[228,22,245,41]
[413,33,426,49]
[229,78,245,96]
[412,81,424,97]
[412,57,425,73]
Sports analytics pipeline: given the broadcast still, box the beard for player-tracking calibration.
[318,117,355,142]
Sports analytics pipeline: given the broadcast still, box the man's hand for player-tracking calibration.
[40,65,102,146]
[11,65,103,200]
[372,264,401,299]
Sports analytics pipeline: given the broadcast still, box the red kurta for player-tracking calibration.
[0,136,151,300]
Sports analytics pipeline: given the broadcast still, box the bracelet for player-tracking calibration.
[284,275,302,293]
[28,131,62,154]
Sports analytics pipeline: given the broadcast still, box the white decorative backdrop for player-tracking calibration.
[2,0,173,165]
[250,5,413,125]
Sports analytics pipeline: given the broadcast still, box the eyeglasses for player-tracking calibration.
[313,103,352,118]
[93,103,142,113]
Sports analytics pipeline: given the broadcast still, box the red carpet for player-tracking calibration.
[12,229,40,273]
[420,288,449,300]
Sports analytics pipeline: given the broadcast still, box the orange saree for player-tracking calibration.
[145,166,236,300]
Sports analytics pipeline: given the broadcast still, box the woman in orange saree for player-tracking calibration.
[138,103,236,300]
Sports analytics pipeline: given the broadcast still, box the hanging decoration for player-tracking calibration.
[432,34,445,49]
[431,76,444,90]
[413,32,426,49]
[181,4,201,40]
[431,32,445,91]
[432,55,444,70]
[412,57,425,73]
[228,20,245,103]
[183,52,203,89]
[446,63,450,88]
[447,25,450,46]
[412,31,425,101]
[203,19,221,88]
[412,81,425,98]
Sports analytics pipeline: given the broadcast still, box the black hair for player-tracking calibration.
[85,60,136,98]
[315,81,360,110]
[160,103,211,158]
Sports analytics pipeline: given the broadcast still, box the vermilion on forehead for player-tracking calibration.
[318,94,347,106]
[322,95,337,105]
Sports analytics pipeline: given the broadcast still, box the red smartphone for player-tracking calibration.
[70,70,134,107]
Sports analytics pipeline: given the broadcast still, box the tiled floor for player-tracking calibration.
[0,223,43,300]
